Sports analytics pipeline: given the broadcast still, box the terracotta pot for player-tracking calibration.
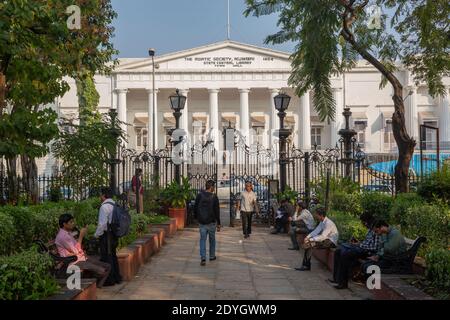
[168,207,186,230]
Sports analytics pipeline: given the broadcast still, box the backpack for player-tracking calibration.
[103,202,131,238]
[197,192,215,225]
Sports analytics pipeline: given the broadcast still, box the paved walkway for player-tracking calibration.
[98,213,371,300]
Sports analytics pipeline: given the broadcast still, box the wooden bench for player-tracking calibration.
[34,240,78,279]
[374,237,427,275]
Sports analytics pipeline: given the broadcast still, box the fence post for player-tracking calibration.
[304,152,310,206]
[338,108,357,179]
[153,155,160,189]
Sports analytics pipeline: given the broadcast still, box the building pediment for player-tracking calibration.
[115,40,292,73]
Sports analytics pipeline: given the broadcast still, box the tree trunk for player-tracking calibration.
[391,90,416,194]
[0,72,5,117]
[21,155,39,204]
[6,157,18,205]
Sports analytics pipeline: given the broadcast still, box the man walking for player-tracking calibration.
[237,181,257,239]
[194,180,221,266]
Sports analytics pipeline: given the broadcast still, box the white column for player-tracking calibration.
[331,87,344,147]
[180,89,190,136]
[440,87,450,149]
[299,91,312,150]
[208,89,220,151]
[147,89,159,150]
[116,89,128,137]
[406,86,418,140]
[270,88,280,147]
[239,88,250,141]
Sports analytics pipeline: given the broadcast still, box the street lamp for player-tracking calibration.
[148,48,156,151]
[108,108,122,197]
[169,89,187,184]
[274,93,292,192]
[324,156,335,212]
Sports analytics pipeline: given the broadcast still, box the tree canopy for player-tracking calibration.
[245,0,449,123]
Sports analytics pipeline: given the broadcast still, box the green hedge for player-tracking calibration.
[328,210,367,243]
[402,203,450,252]
[390,193,425,225]
[417,164,450,204]
[360,192,394,222]
[330,192,363,217]
[425,248,450,293]
[0,199,101,256]
[0,248,59,300]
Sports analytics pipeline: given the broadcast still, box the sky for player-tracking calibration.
[110,0,296,58]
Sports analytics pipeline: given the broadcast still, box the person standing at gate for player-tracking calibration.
[194,180,221,266]
[237,181,257,239]
[131,168,144,213]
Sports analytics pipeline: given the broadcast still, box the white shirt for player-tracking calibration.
[295,209,316,230]
[307,217,339,245]
[95,198,115,238]
[240,190,257,212]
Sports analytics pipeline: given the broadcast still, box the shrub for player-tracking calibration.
[0,212,16,256]
[390,193,425,225]
[402,202,450,252]
[147,215,170,224]
[331,192,362,217]
[0,207,35,254]
[360,192,394,222]
[425,248,450,292]
[312,177,360,203]
[417,164,450,204]
[328,210,367,243]
[0,248,59,300]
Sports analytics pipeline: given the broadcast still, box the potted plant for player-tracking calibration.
[160,178,195,230]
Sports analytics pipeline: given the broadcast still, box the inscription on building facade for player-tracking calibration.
[184,56,274,68]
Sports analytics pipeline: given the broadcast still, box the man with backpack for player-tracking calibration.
[94,187,123,286]
[194,180,221,266]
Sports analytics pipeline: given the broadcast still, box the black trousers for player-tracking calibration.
[241,211,253,236]
[99,231,122,285]
[333,246,370,286]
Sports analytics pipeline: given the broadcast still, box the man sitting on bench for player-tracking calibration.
[55,213,111,288]
[361,220,407,274]
[271,198,295,234]
[295,207,339,271]
[329,213,381,289]
[288,201,316,251]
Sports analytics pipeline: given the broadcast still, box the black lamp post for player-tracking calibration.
[169,89,187,184]
[338,108,357,179]
[108,108,122,197]
[274,93,292,193]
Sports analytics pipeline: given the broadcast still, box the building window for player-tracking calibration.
[384,119,396,151]
[354,120,368,149]
[135,127,148,148]
[251,126,265,146]
[311,127,322,149]
[421,120,438,150]
[193,120,207,144]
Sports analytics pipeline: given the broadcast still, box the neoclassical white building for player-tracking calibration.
[45,40,449,174]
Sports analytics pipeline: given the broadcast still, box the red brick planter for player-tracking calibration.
[142,233,160,254]
[49,279,97,300]
[148,227,166,247]
[128,243,145,270]
[117,247,135,281]
[312,248,331,269]
[168,207,186,230]
[372,275,434,300]
[134,238,153,263]
[151,223,171,238]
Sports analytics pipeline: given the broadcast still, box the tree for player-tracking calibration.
[0,0,118,203]
[245,0,450,193]
[52,111,125,200]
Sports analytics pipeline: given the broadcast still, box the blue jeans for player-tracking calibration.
[199,223,216,260]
